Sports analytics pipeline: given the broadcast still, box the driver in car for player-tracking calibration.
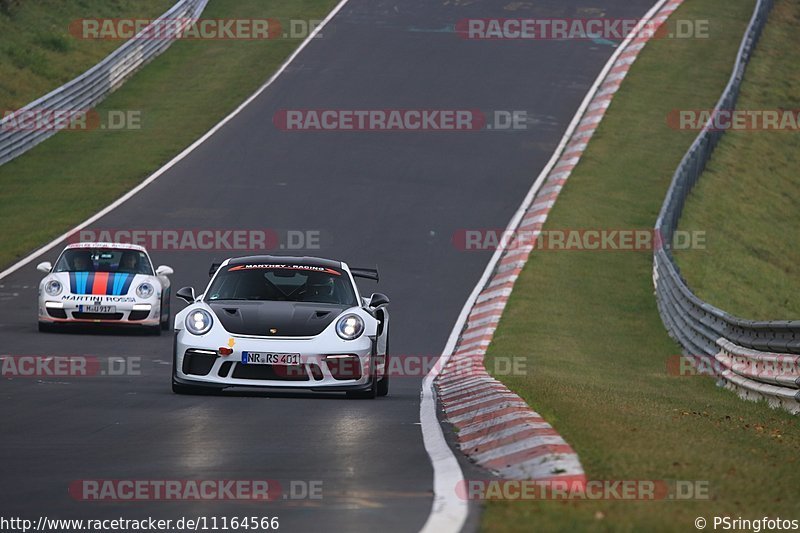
[120,251,140,273]
[71,253,92,272]
[303,272,338,303]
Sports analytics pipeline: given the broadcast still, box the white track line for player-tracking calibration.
[418,1,669,531]
[0,0,352,282]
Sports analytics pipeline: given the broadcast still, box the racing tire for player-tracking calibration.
[172,379,212,395]
[346,387,377,400]
[160,291,171,331]
[38,321,54,333]
[377,367,390,397]
[377,338,390,397]
[346,357,378,399]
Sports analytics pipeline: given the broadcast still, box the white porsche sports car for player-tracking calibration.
[37,242,173,333]
[171,256,390,398]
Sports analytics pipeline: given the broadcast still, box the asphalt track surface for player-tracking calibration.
[0,1,654,531]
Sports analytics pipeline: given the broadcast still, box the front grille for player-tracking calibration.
[128,310,150,321]
[72,312,124,321]
[231,363,310,381]
[46,308,67,319]
[182,350,217,376]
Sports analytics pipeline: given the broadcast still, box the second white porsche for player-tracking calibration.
[37,242,173,333]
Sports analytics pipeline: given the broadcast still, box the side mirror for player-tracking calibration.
[368,292,390,308]
[176,286,196,304]
[36,261,52,273]
[156,265,174,276]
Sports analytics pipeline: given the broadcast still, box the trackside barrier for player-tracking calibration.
[0,0,209,166]
[652,0,800,413]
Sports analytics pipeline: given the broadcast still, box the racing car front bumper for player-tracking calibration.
[38,297,159,326]
[173,331,383,391]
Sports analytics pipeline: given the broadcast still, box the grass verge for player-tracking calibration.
[0,0,338,268]
[482,0,800,531]
[0,0,173,111]
[673,0,800,320]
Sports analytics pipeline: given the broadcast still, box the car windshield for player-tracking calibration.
[54,248,154,275]
[206,263,357,306]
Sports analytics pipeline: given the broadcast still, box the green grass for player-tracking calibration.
[0,0,338,268]
[481,0,800,531]
[673,0,800,321]
[0,0,174,111]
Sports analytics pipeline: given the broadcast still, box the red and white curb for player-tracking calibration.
[433,0,686,484]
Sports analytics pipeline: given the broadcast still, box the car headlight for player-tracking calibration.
[336,314,364,340]
[136,282,154,299]
[185,309,213,335]
[44,279,62,296]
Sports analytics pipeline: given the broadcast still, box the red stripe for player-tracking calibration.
[92,272,109,295]
[465,427,561,455]
[447,395,522,418]
[454,406,535,428]
[457,416,545,443]
[481,444,576,470]
[443,385,509,405]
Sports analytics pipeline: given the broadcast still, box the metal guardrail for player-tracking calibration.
[0,0,209,166]
[653,0,800,413]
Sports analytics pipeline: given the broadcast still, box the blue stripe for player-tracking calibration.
[76,272,89,294]
[112,273,128,295]
[120,274,135,295]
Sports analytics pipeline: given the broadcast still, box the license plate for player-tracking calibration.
[79,305,116,313]
[242,352,301,366]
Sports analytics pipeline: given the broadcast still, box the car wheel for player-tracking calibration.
[377,338,390,397]
[160,291,171,330]
[377,365,390,397]
[172,379,208,395]
[346,356,378,399]
[160,309,170,330]
[38,321,54,333]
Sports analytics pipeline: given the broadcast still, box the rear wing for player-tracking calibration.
[350,267,379,282]
[209,262,221,277]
